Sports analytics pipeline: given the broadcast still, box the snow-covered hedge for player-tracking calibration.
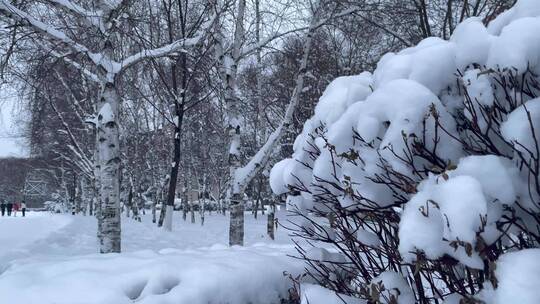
[271,0,540,303]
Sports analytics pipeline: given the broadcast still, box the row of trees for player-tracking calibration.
[0,0,514,253]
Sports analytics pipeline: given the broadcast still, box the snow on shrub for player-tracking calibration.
[272,0,540,302]
[482,249,540,304]
[300,283,365,304]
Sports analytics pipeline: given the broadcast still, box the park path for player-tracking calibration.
[0,212,72,272]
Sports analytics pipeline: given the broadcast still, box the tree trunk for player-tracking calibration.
[221,199,226,215]
[190,201,196,223]
[163,109,184,230]
[152,195,157,223]
[91,153,99,219]
[254,0,264,222]
[266,198,278,240]
[74,174,81,214]
[200,176,206,226]
[81,177,93,216]
[157,178,168,227]
[229,193,244,246]
[201,200,205,226]
[96,81,122,253]
[126,184,133,218]
[132,190,141,222]
[254,198,259,219]
[182,182,188,221]
[267,199,276,240]
[224,0,247,247]
[254,176,263,219]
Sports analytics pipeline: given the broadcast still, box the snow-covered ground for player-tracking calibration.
[0,212,72,268]
[0,210,305,304]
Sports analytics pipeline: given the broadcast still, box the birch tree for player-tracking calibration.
[214,0,301,246]
[218,0,362,246]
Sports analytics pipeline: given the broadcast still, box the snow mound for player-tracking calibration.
[301,283,365,304]
[0,213,72,271]
[0,246,304,304]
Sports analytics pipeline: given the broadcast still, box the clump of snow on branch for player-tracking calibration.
[369,272,415,304]
[480,249,540,304]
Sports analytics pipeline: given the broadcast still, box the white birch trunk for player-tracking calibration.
[182,182,188,221]
[96,82,121,253]
[200,176,206,226]
[190,201,196,224]
[267,200,276,240]
[225,1,319,246]
[224,0,247,247]
[81,177,90,215]
[152,196,157,223]
[163,205,174,230]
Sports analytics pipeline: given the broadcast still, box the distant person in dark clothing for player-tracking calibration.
[21,201,27,217]
[7,203,13,216]
[1,200,5,216]
[6,202,12,216]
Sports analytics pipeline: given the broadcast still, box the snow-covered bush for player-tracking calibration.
[44,200,67,213]
[271,1,540,303]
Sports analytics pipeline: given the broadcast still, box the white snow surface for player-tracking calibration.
[0,212,72,266]
[0,211,304,304]
[301,283,365,304]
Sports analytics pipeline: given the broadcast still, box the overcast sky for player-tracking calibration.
[0,84,28,158]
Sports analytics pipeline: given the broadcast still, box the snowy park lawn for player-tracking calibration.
[0,211,304,304]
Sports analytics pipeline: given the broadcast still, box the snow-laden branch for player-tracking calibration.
[232,16,317,194]
[0,0,117,72]
[352,11,413,47]
[49,50,101,83]
[312,6,361,29]
[119,14,218,72]
[47,0,104,31]
[2,0,218,78]
[56,152,94,180]
[239,6,363,59]
[50,100,95,177]
[54,69,87,123]
[239,27,308,58]
[101,0,128,13]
